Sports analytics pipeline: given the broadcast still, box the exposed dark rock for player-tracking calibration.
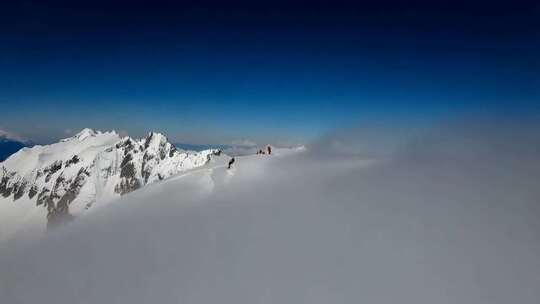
[120,162,136,179]
[159,146,167,160]
[123,139,134,155]
[37,188,51,206]
[120,153,132,169]
[0,174,10,197]
[44,160,62,182]
[1,185,12,197]
[0,172,15,197]
[144,133,153,149]
[115,153,140,194]
[169,146,177,157]
[117,139,134,155]
[141,152,154,183]
[28,185,38,199]
[46,168,89,229]
[13,181,27,201]
[102,165,113,178]
[51,174,68,201]
[37,168,91,229]
[65,155,80,167]
[114,173,141,195]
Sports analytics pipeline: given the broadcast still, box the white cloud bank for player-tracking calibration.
[0,118,539,304]
[0,128,27,143]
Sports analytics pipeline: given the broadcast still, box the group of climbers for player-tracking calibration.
[256,145,272,155]
[228,145,272,170]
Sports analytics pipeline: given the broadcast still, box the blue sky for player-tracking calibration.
[1,1,538,144]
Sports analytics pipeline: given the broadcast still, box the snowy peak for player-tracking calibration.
[61,128,119,142]
[109,131,220,195]
[60,128,95,142]
[143,132,171,155]
[75,128,97,140]
[145,131,168,145]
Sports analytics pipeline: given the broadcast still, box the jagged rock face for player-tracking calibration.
[0,171,16,197]
[116,152,141,195]
[0,129,222,228]
[46,168,90,229]
[108,132,220,195]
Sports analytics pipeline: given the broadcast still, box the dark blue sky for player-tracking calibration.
[1,1,538,144]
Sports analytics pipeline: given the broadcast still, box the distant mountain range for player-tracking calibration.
[1,136,243,163]
[1,140,231,162]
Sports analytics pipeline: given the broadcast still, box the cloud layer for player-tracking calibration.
[0,128,27,143]
[1,118,539,303]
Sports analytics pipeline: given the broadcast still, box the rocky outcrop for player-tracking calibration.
[115,153,140,195]
[46,168,90,229]
[110,132,221,195]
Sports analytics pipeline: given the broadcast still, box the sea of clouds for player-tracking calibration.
[1,117,539,304]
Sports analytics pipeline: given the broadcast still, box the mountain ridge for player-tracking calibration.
[0,128,223,234]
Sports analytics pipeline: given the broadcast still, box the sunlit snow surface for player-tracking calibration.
[1,123,540,304]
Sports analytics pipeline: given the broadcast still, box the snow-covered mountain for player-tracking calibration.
[0,128,223,237]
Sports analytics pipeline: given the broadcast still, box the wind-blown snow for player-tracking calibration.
[1,120,539,304]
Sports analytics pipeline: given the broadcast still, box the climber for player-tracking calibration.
[228,157,235,169]
[267,145,272,155]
